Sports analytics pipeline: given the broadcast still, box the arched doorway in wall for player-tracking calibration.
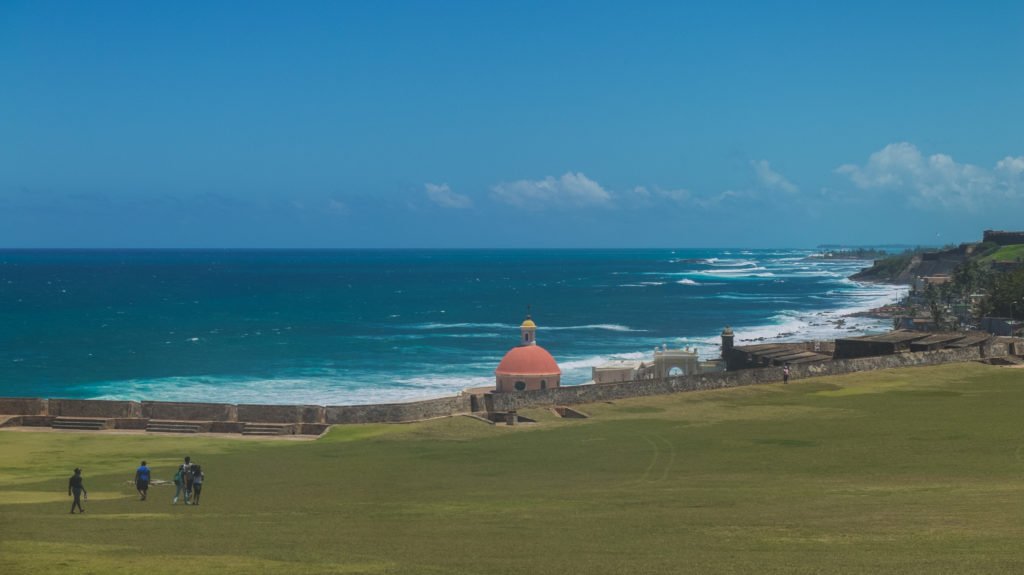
[668,366,684,377]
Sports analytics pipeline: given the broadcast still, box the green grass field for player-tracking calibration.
[982,243,1024,262]
[2,363,1023,574]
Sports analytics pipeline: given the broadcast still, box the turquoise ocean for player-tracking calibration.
[0,249,905,405]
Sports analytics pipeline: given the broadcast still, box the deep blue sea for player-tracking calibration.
[0,249,905,405]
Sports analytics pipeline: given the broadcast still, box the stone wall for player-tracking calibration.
[0,345,1009,426]
[983,230,1024,246]
[236,404,325,424]
[48,399,141,418]
[142,401,237,422]
[486,347,985,412]
[326,395,471,424]
[0,397,48,416]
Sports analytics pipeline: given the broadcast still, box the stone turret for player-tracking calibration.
[721,326,735,353]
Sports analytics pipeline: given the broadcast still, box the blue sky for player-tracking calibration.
[2,1,1022,248]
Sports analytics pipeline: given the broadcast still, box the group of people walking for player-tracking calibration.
[67,456,206,514]
[173,456,205,505]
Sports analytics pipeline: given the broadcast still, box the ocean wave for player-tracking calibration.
[701,266,769,274]
[706,259,758,267]
[408,322,515,330]
[676,279,700,286]
[557,351,649,371]
[545,324,647,332]
[682,271,775,280]
[354,333,502,341]
[87,373,497,406]
[407,321,645,333]
[620,281,666,287]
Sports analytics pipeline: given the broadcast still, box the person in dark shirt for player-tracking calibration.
[68,468,87,514]
[135,460,151,501]
[191,464,205,505]
[180,456,194,505]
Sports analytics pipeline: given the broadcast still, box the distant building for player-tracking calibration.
[494,315,561,393]
[983,229,1024,246]
[912,274,952,294]
[834,330,991,358]
[591,344,718,383]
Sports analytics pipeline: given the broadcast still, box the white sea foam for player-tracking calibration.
[682,271,775,280]
[88,373,497,406]
[701,266,769,274]
[545,324,647,332]
[620,281,667,287]
[676,279,700,286]
[707,259,758,267]
[409,322,515,330]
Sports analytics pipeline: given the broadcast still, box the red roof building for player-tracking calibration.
[494,316,561,393]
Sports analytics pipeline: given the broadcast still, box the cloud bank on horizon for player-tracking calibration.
[420,143,1024,216]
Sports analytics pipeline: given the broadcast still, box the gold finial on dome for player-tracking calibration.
[521,304,536,328]
[520,307,537,345]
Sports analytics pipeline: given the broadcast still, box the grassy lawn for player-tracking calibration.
[2,363,1023,574]
[982,243,1024,262]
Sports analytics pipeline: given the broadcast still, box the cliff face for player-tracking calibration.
[850,248,970,284]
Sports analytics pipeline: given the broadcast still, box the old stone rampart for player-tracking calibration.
[326,395,471,424]
[485,346,985,412]
[48,399,141,418]
[237,404,325,424]
[142,401,236,422]
[0,345,1009,427]
[983,230,1024,246]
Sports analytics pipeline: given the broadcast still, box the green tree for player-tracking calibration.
[983,268,1024,323]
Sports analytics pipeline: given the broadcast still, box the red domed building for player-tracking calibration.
[494,316,561,392]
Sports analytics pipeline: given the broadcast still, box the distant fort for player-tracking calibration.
[983,229,1024,246]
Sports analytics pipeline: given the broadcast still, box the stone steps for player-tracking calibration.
[51,417,107,431]
[242,423,292,436]
[146,421,201,433]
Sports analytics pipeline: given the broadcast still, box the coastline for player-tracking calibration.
[1,249,907,406]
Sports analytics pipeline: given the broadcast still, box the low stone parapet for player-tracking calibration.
[142,401,236,422]
[326,395,470,424]
[0,397,48,416]
[49,399,140,418]
[236,404,325,424]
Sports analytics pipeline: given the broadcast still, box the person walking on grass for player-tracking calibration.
[172,461,186,504]
[191,464,205,505]
[135,460,151,501]
[179,456,195,505]
[782,364,791,385]
[68,468,87,514]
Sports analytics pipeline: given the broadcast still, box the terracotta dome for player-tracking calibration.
[495,345,561,376]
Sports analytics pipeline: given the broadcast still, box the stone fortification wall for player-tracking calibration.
[0,397,48,416]
[0,345,1005,426]
[983,230,1024,246]
[486,347,984,412]
[326,395,471,424]
[142,401,237,422]
[237,404,325,424]
[48,399,141,418]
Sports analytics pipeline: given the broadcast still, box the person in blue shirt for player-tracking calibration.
[135,460,151,501]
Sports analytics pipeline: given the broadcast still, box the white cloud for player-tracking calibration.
[327,199,349,215]
[424,183,472,209]
[996,156,1024,177]
[751,160,799,194]
[836,142,1023,210]
[693,189,747,209]
[490,172,613,209]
